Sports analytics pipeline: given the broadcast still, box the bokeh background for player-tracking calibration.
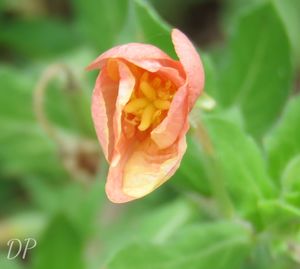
[1,0,300,269]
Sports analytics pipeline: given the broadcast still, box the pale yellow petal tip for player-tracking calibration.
[106,190,134,204]
[122,185,154,199]
[122,174,161,199]
[121,151,180,199]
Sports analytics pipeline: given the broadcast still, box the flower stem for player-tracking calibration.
[33,63,100,184]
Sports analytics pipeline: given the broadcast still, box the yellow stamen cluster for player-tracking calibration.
[124,72,175,132]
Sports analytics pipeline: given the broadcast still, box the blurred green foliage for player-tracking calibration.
[0,0,300,269]
[219,3,292,139]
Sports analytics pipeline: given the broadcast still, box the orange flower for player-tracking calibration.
[87,29,204,203]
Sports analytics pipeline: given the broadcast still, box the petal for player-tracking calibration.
[91,61,135,163]
[91,69,118,162]
[106,121,188,203]
[86,43,181,73]
[111,61,136,165]
[157,66,185,87]
[149,64,187,150]
[171,29,205,109]
[104,61,138,203]
[151,84,188,149]
[122,121,188,199]
[105,144,135,203]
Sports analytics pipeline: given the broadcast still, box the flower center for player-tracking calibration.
[124,71,175,131]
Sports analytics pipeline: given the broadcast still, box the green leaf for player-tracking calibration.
[273,0,300,65]
[0,255,23,269]
[242,243,272,269]
[95,198,196,267]
[203,116,276,216]
[264,95,300,182]
[218,2,293,138]
[74,0,175,57]
[258,199,300,232]
[0,212,46,243]
[0,118,66,178]
[56,180,106,239]
[0,19,80,58]
[135,199,197,244]
[201,52,219,98]
[0,67,34,121]
[22,177,106,240]
[282,155,300,192]
[73,0,129,51]
[223,0,300,65]
[241,241,298,269]
[0,65,84,129]
[0,66,86,178]
[108,221,251,269]
[128,0,175,57]
[281,155,300,207]
[32,215,84,269]
[172,134,210,195]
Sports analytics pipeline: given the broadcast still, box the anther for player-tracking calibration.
[138,104,156,131]
[124,98,149,113]
[165,80,171,90]
[140,81,156,101]
[152,77,161,88]
[153,100,171,110]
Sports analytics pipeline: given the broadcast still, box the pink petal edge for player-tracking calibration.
[171,29,205,109]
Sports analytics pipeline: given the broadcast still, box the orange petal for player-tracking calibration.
[151,84,188,149]
[148,65,186,150]
[106,121,188,202]
[171,29,205,109]
[91,69,118,162]
[91,60,135,164]
[123,122,188,199]
[86,43,181,73]
[111,61,136,165]
[157,66,185,87]
[105,145,135,203]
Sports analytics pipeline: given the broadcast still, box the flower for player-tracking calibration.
[87,29,204,203]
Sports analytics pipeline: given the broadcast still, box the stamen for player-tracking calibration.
[158,91,171,100]
[123,70,176,132]
[138,104,156,131]
[124,116,140,126]
[124,98,148,113]
[151,110,162,127]
[153,100,171,110]
[152,77,161,88]
[165,80,171,90]
[140,71,149,82]
[140,81,156,101]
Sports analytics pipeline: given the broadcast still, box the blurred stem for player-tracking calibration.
[34,63,93,140]
[34,63,67,146]
[33,63,100,185]
[66,85,94,137]
[193,116,235,219]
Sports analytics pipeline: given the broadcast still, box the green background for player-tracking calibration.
[0,0,300,268]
